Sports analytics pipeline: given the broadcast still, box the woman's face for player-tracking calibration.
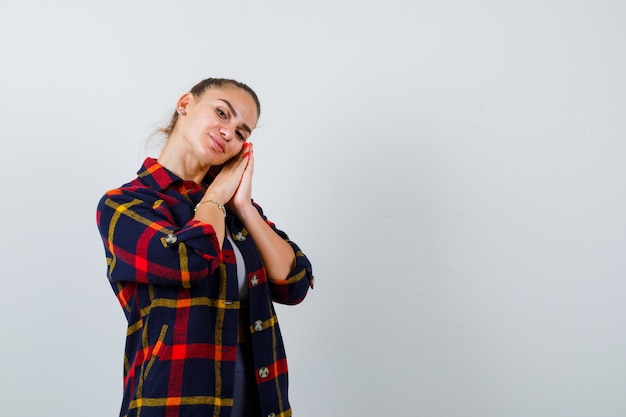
[177,87,258,166]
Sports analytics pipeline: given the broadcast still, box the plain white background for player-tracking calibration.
[1,1,625,416]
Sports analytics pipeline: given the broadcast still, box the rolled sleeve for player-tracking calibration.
[250,201,314,304]
[269,244,314,305]
[97,191,222,288]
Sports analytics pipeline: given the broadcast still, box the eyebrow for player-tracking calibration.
[219,99,252,134]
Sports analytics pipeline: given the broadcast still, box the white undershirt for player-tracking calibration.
[226,227,249,299]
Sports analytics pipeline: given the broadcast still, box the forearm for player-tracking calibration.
[194,197,226,249]
[235,205,296,281]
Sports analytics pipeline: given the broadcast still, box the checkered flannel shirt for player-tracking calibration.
[96,158,314,417]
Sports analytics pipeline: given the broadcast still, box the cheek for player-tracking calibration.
[230,142,244,155]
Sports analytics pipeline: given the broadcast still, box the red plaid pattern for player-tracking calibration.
[96,158,313,417]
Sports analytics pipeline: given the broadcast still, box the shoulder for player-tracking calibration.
[97,176,165,215]
[100,177,149,201]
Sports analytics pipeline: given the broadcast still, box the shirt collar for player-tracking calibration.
[136,157,223,192]
[136,157,184,192]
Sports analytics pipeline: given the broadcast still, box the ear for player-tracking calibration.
[176,92,193,112]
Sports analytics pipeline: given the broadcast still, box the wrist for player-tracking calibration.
[195,199,226,217]
[231,202,256,220]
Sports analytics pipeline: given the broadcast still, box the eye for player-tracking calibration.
[216,107,227,118]
[236,130,246,141]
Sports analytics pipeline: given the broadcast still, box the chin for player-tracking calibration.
[216,154,235,166]
[202,149,231,166]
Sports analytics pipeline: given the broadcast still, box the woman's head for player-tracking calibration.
[160,78,261,138]
[156,77,260,173]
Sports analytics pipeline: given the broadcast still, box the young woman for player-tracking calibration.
[96,78,314,417]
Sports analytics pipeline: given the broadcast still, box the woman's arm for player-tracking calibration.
[235,205,295,281]
[227,143,295,281]
[251,205,314,305]
[96,187,222,288]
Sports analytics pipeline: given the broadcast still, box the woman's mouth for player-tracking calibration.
[209,134,225,153]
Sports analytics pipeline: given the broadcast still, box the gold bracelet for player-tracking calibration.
[194,199,226,217]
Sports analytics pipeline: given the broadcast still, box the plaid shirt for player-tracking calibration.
[96,158,313,417]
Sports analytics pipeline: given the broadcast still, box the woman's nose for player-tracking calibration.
[219,126,233,141]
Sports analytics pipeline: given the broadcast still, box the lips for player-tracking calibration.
[209,134,225,153]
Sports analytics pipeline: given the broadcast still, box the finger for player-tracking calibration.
[245,143,254,172]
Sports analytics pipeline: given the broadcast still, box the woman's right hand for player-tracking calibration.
[203,143,250,205]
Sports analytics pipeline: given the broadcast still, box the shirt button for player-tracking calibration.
[164,234,177,244]
[253,320,264,332]
[258,367,269,378]
[250,275,258,286]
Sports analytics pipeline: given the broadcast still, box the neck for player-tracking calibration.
[157,138,209,185]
